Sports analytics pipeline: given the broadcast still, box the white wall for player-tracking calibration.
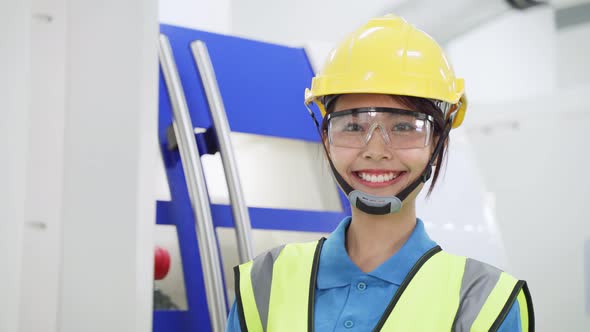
[18,0,67,330]
[446,6,556,104]
[230,0,405,45]
[230,0,407,70]
[6,1,160,331]
[557,19,590,88]
[159,0,231,34]
[0,1,31,331]
[57,1,158,331]
[468,106,590,331]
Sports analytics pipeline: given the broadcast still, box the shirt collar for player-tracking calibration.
[316,216,437,289]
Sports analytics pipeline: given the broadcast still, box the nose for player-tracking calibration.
[362,125,392,160]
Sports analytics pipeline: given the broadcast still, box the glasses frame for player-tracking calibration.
[325,107,435,149]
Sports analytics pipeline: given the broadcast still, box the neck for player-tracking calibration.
[346,201,417,273]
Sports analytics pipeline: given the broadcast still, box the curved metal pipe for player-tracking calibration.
[190,40,255,264]
[158,34,227,332]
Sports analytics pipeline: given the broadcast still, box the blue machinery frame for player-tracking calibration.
[155,24,351,331]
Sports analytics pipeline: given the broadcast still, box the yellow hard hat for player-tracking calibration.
[305,14,467,128]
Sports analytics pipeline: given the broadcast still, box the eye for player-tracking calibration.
[392,122,416,132]
[342,122,364,132]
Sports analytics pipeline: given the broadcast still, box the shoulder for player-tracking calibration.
[461,256,507,282]
[440,252,514,280]
[435,252,524,299]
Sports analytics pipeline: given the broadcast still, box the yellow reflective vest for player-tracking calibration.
[234,239,534,332]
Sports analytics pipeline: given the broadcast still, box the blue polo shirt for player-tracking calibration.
[226,217,521,331]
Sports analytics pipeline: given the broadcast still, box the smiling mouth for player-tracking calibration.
[352,171,406,184]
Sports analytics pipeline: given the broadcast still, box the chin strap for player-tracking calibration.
[309,107,452,215]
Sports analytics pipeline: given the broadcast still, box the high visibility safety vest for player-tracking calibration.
[234,239,534,332]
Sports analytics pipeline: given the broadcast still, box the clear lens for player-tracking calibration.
[327,109,433,149]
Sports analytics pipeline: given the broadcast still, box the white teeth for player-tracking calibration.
[358,172,399,183]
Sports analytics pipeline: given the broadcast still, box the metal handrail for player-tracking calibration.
[190,40,254,264]
[158,34,227,332]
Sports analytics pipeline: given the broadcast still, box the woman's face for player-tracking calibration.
[325,93,434,201]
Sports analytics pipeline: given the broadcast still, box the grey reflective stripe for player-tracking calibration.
[452,258,502,332]
[250,245,285,331]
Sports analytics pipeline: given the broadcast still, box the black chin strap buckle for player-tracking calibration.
[355,198,392,215]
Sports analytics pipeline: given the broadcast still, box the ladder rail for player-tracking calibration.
[191,40,255,264]
[158,34,227,332]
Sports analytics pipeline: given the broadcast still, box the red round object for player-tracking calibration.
[154,246,171,280]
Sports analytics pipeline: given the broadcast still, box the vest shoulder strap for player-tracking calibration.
[451,256,535,332]
[234,239,324,332]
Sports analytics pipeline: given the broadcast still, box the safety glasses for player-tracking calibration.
[326,107,434,149]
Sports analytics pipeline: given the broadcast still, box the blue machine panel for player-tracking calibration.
[160,24,321,142]
[156,24,350,332]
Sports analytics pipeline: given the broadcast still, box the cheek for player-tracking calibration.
[396,149,431,168]
[328,146,357,172]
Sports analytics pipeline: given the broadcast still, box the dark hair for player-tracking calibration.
[321,94,449,196]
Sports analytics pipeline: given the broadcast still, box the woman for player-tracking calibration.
[226,14,534,331]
